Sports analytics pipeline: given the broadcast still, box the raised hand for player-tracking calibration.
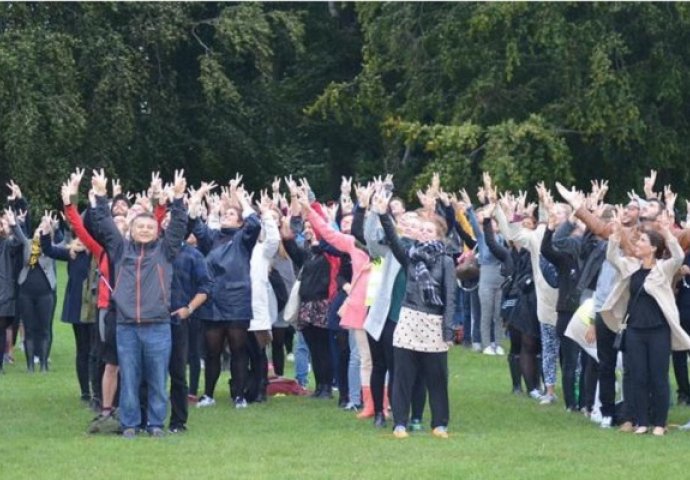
[149,171,163,196]
[477,186,486,205]
[272,177,281,194]
[664,185,677,213]
[91,169,108,196]
[372,190,392,215]
[6,180,22,201]
[111,178,121,197]
[355,182,375,209]
[643,169,657,199]
[172,170,186,199]
[459,188,472,207]
[3,208,16,227]
[555,182,583,211]
[256,190,272,215]
[340,176,352,196]
[229,173,243,193]
[61,182,72,206]
[438,189,451,207]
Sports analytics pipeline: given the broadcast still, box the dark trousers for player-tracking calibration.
[368,319,396,414]
[392,347,448,429]
[556,311,580,409]
[72,323,94,398]
[271,327,288,376]
[245,332,268,402]
[19,292,55,371]
[581,353,599,411]
[186,317,202,397]
[672,314,690,399]
[0,316,11,370]
[625,325,671,427]
[301,325,332,387]
[169,320,189,428]
[411,372,427,420]
[595,313,636,421]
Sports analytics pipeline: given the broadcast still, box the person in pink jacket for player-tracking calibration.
[295,191,376,417]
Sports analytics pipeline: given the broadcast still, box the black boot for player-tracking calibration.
[509,354,523,394]
[317,384,333,399]
[24,339,35,373]
[311,384,324,398]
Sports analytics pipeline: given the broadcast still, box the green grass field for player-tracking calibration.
[2,264,690,479]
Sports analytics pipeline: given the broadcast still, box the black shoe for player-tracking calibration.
[317,385,333,399]
[169,425,187,434]
[677,392,690,406]
[373,412,387,428]
[338,397,349,409]
[311,384,324,398]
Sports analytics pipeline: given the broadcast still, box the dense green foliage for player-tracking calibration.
[2,2,690,215]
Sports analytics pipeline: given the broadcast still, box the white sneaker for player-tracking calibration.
[529,389,543,401]
[494,345,505,355]
[482,346,497,356]
[286,353,295,362]
[196,395,216,408]
[590,410,603,424]
[539,393,557,405]
[600,416,612,429]
[472,343,482,352]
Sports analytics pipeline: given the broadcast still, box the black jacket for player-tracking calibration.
[541,228,581,313]
[284,239,331,303]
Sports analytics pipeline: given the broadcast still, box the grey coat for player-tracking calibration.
[17,226,57,292]
[362,211,403,341]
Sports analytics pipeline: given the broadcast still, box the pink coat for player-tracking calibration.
[307,210,371,329]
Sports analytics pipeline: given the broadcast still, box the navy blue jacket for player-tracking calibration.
[40,234,94,324]
[170,243,212,324]
[191,214,261,322]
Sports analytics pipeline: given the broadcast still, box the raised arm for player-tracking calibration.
[90,170,124,261]
[483,216,510,264]
[39,233,71,262]
[363,211,388,259]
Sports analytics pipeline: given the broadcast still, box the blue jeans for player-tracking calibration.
[348,330,362,405]
[117,323,171,430]
[294,331,310,387]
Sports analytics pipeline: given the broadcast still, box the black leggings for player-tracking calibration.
[333,330,350,403]
[72,323,94,398]
[0,316,11,370]
[19,292,55,371]
[368,319,396,415]
[301,325,332,387]
[519,331,540,393]
[203,322,249,399]
[271,327,287,376]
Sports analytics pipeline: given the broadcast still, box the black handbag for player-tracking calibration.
[613,282,646,352]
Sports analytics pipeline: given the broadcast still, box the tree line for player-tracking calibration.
[2,2,690,216]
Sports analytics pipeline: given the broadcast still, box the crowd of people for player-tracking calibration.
[1,166,690,439]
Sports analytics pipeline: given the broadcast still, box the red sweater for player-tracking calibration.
[64,204,111,309]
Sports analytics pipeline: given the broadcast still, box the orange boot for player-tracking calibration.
[356,386,375,419]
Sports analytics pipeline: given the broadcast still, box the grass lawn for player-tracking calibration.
[2,263,690,479]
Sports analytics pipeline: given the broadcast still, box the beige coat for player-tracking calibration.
[601,232,690,351]
[494,206,558,326]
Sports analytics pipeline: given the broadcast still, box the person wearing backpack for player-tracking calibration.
[541,203,585,412]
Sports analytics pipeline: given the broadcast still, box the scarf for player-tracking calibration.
[409,240,446,307]
[28,238,41,268]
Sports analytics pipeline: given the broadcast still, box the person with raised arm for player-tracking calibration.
[90,169,188,438]
[602,210,690,436]
[0,206,26,373]
[374,190,455,439]
[188,176,261,409]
